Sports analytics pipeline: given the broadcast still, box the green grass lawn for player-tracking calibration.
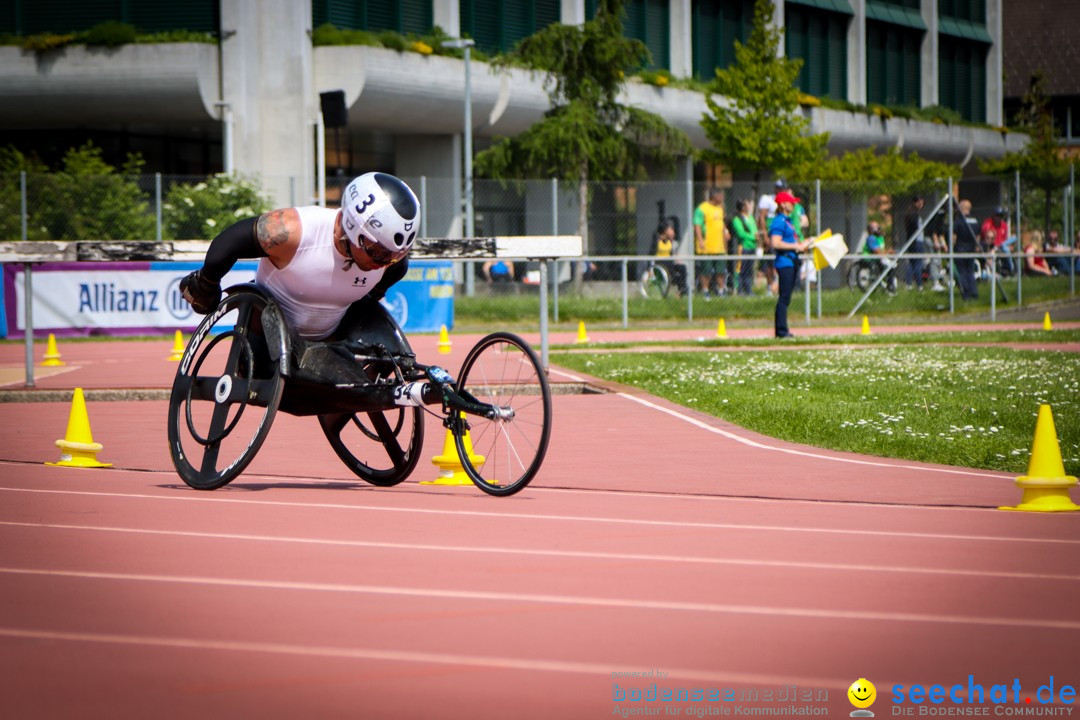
[455,274,1076,331]
[551,344,1080,475]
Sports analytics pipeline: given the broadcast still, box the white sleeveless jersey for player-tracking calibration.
[255,206,386,340]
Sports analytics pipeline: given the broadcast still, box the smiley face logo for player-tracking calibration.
[848,679,877,709]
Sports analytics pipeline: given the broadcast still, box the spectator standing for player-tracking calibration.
[904,196,926,290]
[953,199,980,300]
[769,190,810,338]
[731,199,758,295]
[927,203,949,291]
[757,180,783,295]
[694,187,730,299]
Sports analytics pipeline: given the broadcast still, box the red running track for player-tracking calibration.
[1,331,1078,718]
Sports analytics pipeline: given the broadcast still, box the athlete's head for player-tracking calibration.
[340,172,420,267]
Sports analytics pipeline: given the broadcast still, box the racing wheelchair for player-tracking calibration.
[167,284,552,497]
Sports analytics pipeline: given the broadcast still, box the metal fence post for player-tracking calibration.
[155,172,163,241]
[948,177,954,314]
[686,175,694,323]
[815,178,822,318]
[21,171,34,387]
[621,258,628,329]
[420,175,428,239]
[539,260,550,371]
[1071,163,1076,296]
[551,178,559,323]
[1016,170,1023,307]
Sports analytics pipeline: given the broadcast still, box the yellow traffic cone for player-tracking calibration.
[575,321,590,344]
[1043,312,1053,331]
[716,318,728,339]
[46,388,112,468]
[422,416,485,486]
[437,324,452,355]
[167,330,185,361]
[1000,405,1078,512]
[861,315,871,335]
[41,333,65,367]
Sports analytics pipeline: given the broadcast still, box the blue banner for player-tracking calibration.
[379,260,454,333]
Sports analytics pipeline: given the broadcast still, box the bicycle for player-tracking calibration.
[639,261,671,299]
[167,284,552,497]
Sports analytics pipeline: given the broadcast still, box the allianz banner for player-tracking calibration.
[2,260,453,338]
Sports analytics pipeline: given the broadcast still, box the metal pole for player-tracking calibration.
[20,172,33,387]
[463,44,475,298]
[551,178,560,323]
[948,178,954,314]
[316,112,326,207]
[23,264,34,388]
[1016,170,1023,307]
[815,178,822,318]
[804,252,811,325]
[155,172,162,241]
[420,175,428,239]
[686,174,694,323]
[989,242,996,322]
[621,259,628,329]
[539,260,550,371]
[1071,164,1076,296]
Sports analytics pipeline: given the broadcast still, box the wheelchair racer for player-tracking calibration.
[179,172,420,341]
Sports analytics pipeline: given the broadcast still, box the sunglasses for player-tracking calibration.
[355,234,396,266]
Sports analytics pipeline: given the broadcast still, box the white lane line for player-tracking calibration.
[3,567,1079,631]
[0,626,844,688]
[4,520,1077,582]
[618,393,1009,480]
[3,486,1077,544]
[0,459,990,513]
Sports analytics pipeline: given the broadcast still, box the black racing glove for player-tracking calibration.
[179,270,222,314]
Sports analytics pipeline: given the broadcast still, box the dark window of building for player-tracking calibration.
[866,20,922,107]
[313,0,432,35]
[623,0,669,70]
[785,4,850,100]
[3,0,219,35]
[939,36,987,122]
[460,0,559,55]
[692,0,754,80]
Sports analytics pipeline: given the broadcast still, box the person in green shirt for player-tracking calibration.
[731,199,759,295]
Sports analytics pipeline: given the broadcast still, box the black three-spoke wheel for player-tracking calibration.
[453,332,552,496]
[318,406,425,486]
[168,289,284,490]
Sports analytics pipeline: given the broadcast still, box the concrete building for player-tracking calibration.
[2,0,1024,244]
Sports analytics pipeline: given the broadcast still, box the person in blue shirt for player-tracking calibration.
[769,191,810,338]
[861,221,898,294]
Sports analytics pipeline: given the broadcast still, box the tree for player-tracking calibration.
[0,146,47,241]
[979,72,1071,238]
[163,173,272,240]
[474,0,692,265]
[788,147,960,245]
[34,142,156,240]
[700,0,828,201]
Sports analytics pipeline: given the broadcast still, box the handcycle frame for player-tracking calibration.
[167,284,552,497]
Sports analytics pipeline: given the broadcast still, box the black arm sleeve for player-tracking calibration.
[200,217,266,282]
[368,258,409,301]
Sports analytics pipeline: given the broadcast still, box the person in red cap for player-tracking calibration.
[769,190,810,337]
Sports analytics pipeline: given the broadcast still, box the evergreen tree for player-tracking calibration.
[700,0,828,200]
[474,0,692,260]
[979,72,1071,237]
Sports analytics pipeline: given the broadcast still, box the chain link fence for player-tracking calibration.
[3,171,1077,330]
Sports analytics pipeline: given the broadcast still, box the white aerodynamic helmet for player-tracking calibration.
[340,172,420,266]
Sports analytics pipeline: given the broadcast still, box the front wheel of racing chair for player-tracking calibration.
[167,285,286,490]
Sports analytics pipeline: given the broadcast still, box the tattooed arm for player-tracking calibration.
[255,208,302,269]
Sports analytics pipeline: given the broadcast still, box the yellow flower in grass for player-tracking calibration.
[412,41,433,55]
